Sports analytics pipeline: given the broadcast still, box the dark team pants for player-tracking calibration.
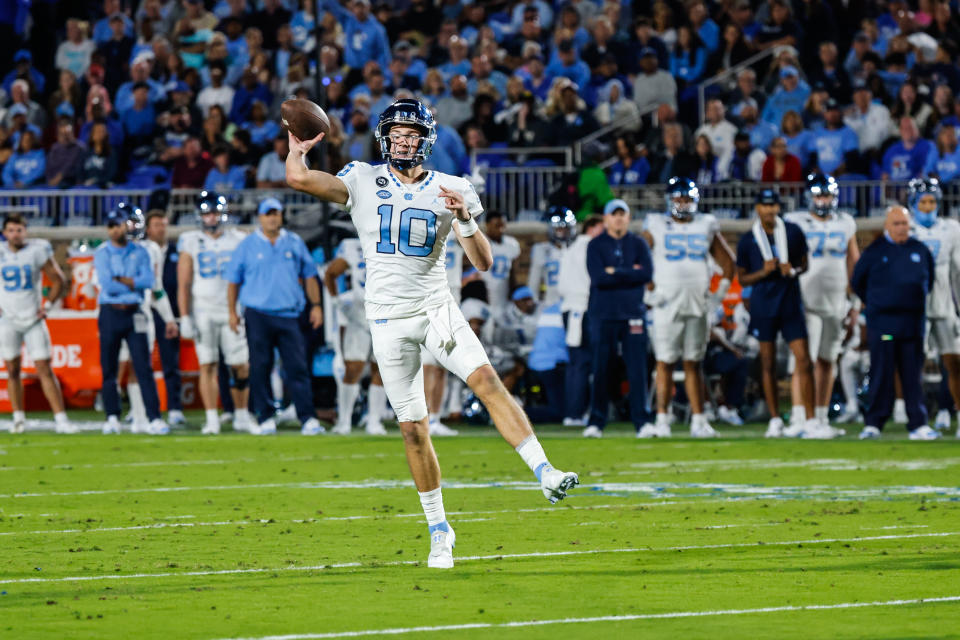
[98,305,161,421]
[526,366,566,423]
[589,317,651,430]
[705,347,748,408]
[152,309,182,412]
[245,308,315,424]
[563,311,592,421]
[864,332,927,430]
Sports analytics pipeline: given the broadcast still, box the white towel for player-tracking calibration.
[566,310,584,348]
[426,304,458,355]
[752,216,790,265]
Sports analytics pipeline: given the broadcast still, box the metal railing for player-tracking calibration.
[468,146,573,173]
[613,180,960,220]
[697,48,780,125]
[475,165,570,218]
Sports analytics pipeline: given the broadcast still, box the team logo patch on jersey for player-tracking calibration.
[911,253,921,262]
[404,193,413,200]
[376,176,388,187]
[285,251,293,259]
[377,190,392,199]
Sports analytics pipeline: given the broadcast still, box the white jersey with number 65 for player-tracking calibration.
[336,161,482,319]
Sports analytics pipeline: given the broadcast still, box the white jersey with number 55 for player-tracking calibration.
[178,228,247,314]
[336,161,482,319]
[784,210,857,317]
[0,239,52,329]
[645,213,718,316]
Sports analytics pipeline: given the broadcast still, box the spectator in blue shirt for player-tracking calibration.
[114,58,167,114]
[881,116,934,180]
[230,68,273,125]
[545,40,591,94]
[119,82,157,140]
[2,49,46,96]
[242,100,281,150]
[762,66,811,126]
[925,125,960,182]
[735,99,778,152]
[806,99,860,175]
[688,0,720,53]
[468,54,511,99]
[553,6,590,55]
[438,35,472,81]
[92,0,134,45]
[6,105,42,151]
[780,110,812,167]
[608,133,650,186]
[2,131,45,188]
[204,145,247,191]
[669,25,708,87]
[225,197,324,435]
[321,0,390,75]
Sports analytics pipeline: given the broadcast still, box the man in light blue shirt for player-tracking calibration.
[94,204,167,435]
[226,197,325,435]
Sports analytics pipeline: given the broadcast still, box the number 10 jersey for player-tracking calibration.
[337,161,483,319]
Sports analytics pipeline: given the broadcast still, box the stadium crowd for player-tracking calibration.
[0,0,959,195]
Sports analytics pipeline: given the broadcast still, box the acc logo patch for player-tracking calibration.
[376,176,388,187]
[377,190,392,199]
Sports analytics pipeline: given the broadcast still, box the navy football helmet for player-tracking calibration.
[665,176,699,220]
[545,205,577,246]
[806,173,839,217]
[111,201,144,240]
[908,177,942,228]
[375,99,437,170]
[196,190,229,231]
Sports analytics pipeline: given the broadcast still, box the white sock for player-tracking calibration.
[54,412,68,424]
[428,412,439,424]
[792,405,806,424]
[516,435,552,481]
[205,409,219,425]
[128,383,147,425]
[656,412,670,426]
[367,384,385,426]
[894,398,906,414]
[338,382,359,426]
[12,410,25,423]
[235,408,250,423]
[815,406,828,422]
[445,377,464,416]
[418,487,448,532]
[107,415,120,425]
[692,413,705,426]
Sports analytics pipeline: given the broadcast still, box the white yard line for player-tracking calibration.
[2,531,956,586]
[624,457,960,473]
[0,453,395,472]
[215,596,960,640]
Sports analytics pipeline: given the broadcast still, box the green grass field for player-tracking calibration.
[2,413,960,639]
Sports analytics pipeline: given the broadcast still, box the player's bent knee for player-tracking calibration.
[34,359,52,376]
[466,364,503,398]
[398,420,429,447]
[231,376,249,390]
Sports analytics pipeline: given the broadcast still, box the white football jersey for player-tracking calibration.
[443,236,464,303]
[784,210,857,317]
[335,237,367,302]
[911,216,960,319]
[177,228,247,314]
[645,213,719,316]
[483,234,520,310]
[0,239,52,328]
[336,161,482,319]
[527,241,564,306]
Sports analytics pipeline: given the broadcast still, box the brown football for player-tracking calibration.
[280,98,330,140]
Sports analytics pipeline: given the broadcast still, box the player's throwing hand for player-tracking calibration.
[439,185,470,222]
[288,130,325,155]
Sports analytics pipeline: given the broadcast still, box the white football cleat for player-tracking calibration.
[11,418,25,434]
[637,422,669,438]
[582,425,603,438]
[276,404,299,425]
[201,421,220,435]
[934,409,952,431]
[219,412,234,425]
[55,421,79,434]
[805,423,845,440]
[232,413,253,433]
[429,420,458,436]
[331,422,351,435]
[130,421,151,434]
[102,417,121,435]
[716,405,744,426]
[690,421,718,438]
[765,417,784,438]
[149,419,170,435]
[562,417,585,427]
[859,425,881,440]
[834,406,861,424]
[167,410,186,427]
[251,418,277,435]
[427,525,455,569]
[908,425,940,440]
[540,467,579,504]
[301,418,326,435]
[365,421,388,435]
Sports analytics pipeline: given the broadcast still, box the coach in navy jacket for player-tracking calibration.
[851,206,934,436]
[584,199,653,436]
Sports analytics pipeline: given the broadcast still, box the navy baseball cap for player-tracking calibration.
[755,189,781,205]
[105,209,126,226]
[639,46,657,58]
[258,197,283,215]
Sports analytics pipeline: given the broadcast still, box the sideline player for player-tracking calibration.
[527,206,576,305]
[907,177,960,432]
[177,191,253,434]
[285,98,579,568]
[481,211,520,329]
[641,177,735,438]
[323,234,388,435]
[784,173,858,436]
[0,214,75,434]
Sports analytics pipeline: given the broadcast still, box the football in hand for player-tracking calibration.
[280,98,331,141]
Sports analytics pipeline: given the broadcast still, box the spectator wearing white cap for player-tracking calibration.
[115,55,167,113]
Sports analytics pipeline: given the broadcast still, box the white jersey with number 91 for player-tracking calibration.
[0,239,52,329]
[336,161,482,319]
[646,213,718,317]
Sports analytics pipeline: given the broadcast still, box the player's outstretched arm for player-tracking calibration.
[285,131,349,205]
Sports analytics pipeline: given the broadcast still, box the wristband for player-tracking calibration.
[458,216,479,237]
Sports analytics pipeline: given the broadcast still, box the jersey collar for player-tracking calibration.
[386,165,435,193]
